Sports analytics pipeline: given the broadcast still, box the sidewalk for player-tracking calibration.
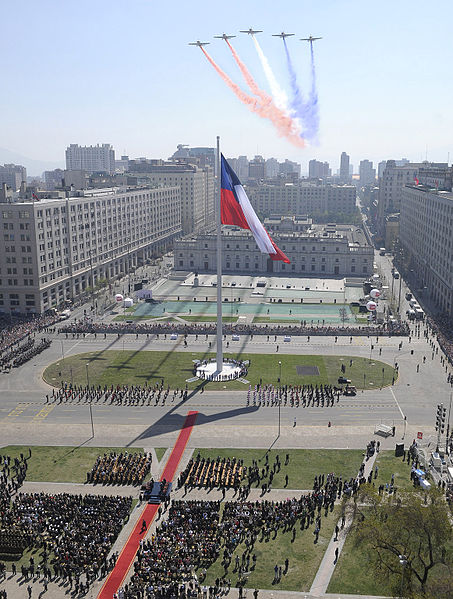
[309,451,378,596]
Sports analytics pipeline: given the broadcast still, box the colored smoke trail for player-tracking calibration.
[252,35,290,114]
[308,43,320,141]
[200,47,304,147]
[225,40,268,102]
[283,39,319,143]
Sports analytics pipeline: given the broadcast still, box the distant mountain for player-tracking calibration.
[0,147,64,177]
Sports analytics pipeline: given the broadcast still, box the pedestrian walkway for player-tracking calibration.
[309,450,378,596]
[97,410,198,599]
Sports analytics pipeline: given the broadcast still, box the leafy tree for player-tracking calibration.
[350,486,452,596]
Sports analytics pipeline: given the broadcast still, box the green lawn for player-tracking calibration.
[195,449,363,490]
[203,505,339,591]
[0,445,166,483]
[327,522,393,596]
[155,447,168,462]
[43,351,394,391]
[253,317,299,323]
[374,450,419,493]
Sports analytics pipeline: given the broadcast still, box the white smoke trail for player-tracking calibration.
[252,35,290,114]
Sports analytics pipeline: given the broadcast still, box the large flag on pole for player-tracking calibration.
[220,155,290,263]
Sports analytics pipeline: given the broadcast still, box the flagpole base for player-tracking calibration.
[195,360,245,382]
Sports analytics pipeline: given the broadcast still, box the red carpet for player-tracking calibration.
[98,411,198,598]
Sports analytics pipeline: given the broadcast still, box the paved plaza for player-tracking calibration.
[0,258,451,599]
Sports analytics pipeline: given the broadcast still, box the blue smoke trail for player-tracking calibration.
[283,39,318,142]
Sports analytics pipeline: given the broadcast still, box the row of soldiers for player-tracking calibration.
[247,383,340,409]
[11,338,51,368]
[87,451,152,486]
[48,381,187,406]
[0,337,35,369]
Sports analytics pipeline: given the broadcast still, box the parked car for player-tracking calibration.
[338,376,352,384]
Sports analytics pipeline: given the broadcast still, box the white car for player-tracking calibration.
[170,334,178,340]
[284,336,291,342]
[232,335,240,341]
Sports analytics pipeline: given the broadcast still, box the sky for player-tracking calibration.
[1,0,452,175]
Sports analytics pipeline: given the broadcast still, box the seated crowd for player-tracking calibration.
[178,455,246,489]
[87,451,152,486]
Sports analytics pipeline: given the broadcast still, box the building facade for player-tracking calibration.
[400,185,453,317]
[359,160,376,186]
[309,160,331,179]
[0,164,27,191]
[174,221,373,277]
[128,161,214,235]
[65,144,116,175]
[376,160,419,236]
[0,185,181,314]
[339,152,350,182]
[247,182,357,216]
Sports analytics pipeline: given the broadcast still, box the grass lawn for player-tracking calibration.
[374,450,418,493]
[195,449,363,490]
[203,505,339,591]
[43,351,394,391]
[327,522,393,596]
[253,317,299,323]
[155,447,168,462]
[0,445,168,483]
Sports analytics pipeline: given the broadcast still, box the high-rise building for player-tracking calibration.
[248,156,265,180]
[0,164,27,191]
[0,185,181,314]
[65,144,115,175]
[339,152,350,182]
[265,158,279,179]
[43,169,65,190]
[128,160,214,235]
[376,160,419,235]
[309,160,331,179]
[400,184,453,317]
[359,160,376,186]
[236,156,249,181]
[377,161,387,180]
[170,145,215,168]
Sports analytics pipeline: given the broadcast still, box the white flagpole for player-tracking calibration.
[215,136,223,372]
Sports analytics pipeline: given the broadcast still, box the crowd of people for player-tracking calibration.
[426,314,453,367]
[10,338,52,368]
[87,451,152,486]
[47,381,188,406]
[247,383,340,408]
[59,319,410,338]
[0,453,30,558]
[195,358,248,381]
[0,313,59,355]
[125,462,364,599]
[178,456,246,489]
[1,490,131,590]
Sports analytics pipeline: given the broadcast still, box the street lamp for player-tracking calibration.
[86,363,90,387]
[399,554,407,598]
[278,360,282,383]
[278,361,282,438]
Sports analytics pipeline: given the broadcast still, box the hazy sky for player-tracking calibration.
[1,0,452,174]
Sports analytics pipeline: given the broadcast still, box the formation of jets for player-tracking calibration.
[189,30,322,46]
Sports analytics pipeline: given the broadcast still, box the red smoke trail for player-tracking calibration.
[225,40,270,102]
[200,47,304,148]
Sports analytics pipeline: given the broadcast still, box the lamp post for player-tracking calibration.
[278,361,282,437]
[86,363,90,387]
[399,554,407,598]
[278,360,282,383]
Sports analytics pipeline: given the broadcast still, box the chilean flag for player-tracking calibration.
[220,155,290,263]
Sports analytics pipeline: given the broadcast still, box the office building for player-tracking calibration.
[376,160,419,236]
[400,184,453,317]
[66,144,115,175]
[170,145,215,168]
[339,152,350,182]
[174,220,373,276]
[0,185,181,314]
[359,160,376,186]
[0,164,27,191]
[248,156,265,180]
[309,160,331,179]
[44,169,65,191]
[128,160,214,235]
[265,158,280,179]
[247,182,356,217]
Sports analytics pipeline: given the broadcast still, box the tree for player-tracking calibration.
[350,486,452,596]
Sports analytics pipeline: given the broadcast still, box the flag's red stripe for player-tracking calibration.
[221,188,249,229]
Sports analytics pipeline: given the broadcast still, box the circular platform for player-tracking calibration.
[196,360,243,382]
